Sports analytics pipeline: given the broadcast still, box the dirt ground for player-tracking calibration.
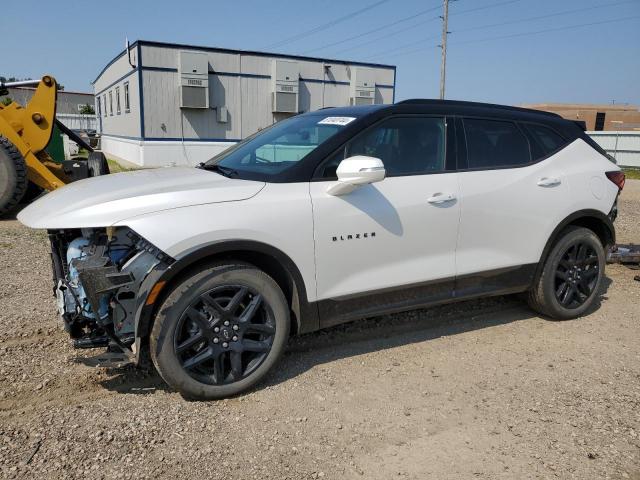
[1,181,639,480]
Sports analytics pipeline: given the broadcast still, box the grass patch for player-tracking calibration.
[623,168,640,180]
[107,159,137,173]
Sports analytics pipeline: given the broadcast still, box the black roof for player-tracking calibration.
[397,99,561,117]
[306,99,565,125]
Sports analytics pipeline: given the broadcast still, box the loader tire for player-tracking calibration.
[88,151,110,177]
[0,136,28,217]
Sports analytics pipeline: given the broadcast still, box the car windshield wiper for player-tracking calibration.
[197,163,239,178]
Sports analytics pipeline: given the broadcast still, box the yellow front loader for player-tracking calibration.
[0,75,109,216]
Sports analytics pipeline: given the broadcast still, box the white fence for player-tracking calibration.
[56,113,97,131]
[587,131,640,168]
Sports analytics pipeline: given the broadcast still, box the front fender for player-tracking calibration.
[132,239,319,359]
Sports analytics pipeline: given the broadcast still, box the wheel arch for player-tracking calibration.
[535,209,615,281]
[135,240,319,348]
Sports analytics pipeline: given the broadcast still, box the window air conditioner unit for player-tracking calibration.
[179,51,209,109]
[272,59,299,113]
[350,67,376,106]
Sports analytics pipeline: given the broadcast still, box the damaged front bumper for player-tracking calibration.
[48,227,173,365]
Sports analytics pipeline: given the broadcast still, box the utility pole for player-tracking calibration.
[439,0,450,100]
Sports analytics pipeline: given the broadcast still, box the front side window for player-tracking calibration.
[203,113,360,181]
[345,116,446,177]
[463,118,530,169]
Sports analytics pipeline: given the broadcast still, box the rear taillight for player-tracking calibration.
[606,171,625,191]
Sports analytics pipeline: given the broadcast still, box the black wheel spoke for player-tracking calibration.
[576,280,590,297]
[183,347,214,370]
[230,351,243,380]
[213,353,226,384]
[242,339,271,353]
[186,307,211,332]
[556,282,569,298]
[246,322,275,335]
[239,294,263,323]
[176,332,205,353]
[201,294,226,316]
[558,259,572,269]
[555,270,568,280]
[561,284,576,305]
[227,287,249,314]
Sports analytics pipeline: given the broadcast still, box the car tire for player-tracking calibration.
[150,263,290,400]
[528,226,605,320]
[87,151,110,177]
[0,136,28,217]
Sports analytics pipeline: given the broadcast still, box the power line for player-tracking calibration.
[364,14,640,61]
[450,15,640,46]
[301,2,442,55]
[329,0,524,57]
[359,0,636,59]
[452,0,637,35]
[266,0,392,49]
[332,15,441,55]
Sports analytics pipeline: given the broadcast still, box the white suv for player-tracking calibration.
[19,100,625,399]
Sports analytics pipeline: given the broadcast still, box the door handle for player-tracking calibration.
[427,192,456,204]
[537,177,561,187]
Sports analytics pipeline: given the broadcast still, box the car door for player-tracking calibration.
[309,115,460,326]
[455,117,571,292]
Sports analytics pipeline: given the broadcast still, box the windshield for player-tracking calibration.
[202,114,358,180]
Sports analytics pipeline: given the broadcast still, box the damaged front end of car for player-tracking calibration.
[48,226,174,366]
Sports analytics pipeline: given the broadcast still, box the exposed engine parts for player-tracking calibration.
[48,227,173,358]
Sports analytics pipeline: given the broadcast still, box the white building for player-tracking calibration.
[93,40,396,167]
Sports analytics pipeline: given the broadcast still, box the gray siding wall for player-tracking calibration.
[97,42,395,141]
[1,88,94,115]
[93,49,141,138]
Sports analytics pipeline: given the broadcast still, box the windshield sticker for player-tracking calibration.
[318,116,356,126]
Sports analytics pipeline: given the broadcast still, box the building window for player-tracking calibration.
[96,97,101,118]
[595,112,606,131]
[103,95,107,117]
[115,87,121,115]
[109,90,113,116]
[124,82,130,113]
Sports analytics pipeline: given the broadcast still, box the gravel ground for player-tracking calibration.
[1,181,639,480]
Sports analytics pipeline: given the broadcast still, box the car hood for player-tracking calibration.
[18,167,265,229]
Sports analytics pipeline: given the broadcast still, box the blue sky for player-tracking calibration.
[4,0,639,105]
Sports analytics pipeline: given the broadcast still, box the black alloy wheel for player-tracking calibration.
[151,264,289,400]
[553,241,600,309]
[527,226,605,320]
[174,285,276,385]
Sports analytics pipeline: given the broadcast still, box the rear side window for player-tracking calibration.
[463,118,530,169]
[525,124,566,156]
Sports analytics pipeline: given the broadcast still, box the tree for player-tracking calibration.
[79,104,95,115]
[1,97,13,106]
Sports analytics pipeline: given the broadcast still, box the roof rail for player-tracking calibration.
[395,99,562,118]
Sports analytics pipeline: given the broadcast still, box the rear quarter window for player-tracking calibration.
[524,123,567,158]
[462,118,531,169]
